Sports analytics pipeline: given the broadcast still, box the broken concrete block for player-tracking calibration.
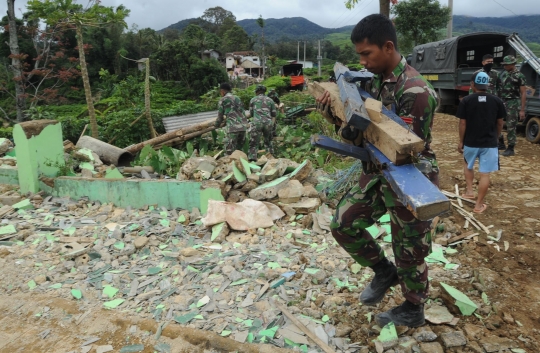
[279,204,296,217]
[211,222,230,242]
[440,331,467,348]
[12,199,34,210]
[104,167,124,179]
[240,180,258,193]
[302,184,319,198]
[0,192,22,206]
[227,190,247,203]
[288,159,313,182]
[255,155,268,166]
[0,138,13,155]
[73,148,94,162]
[288,197,321,214]
[419,342,444,353]
[231,162,246,183]
[278,180,304,204]
[249,176,289,201]
[181,157,217,178]
[81,168,94,178]
[259,159,288,182]
[134,237,149,249]
[239,158,252,176]
[229,150,248,161]
[201,180,227,198]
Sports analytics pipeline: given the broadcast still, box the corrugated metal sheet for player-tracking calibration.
[162,111,218,133]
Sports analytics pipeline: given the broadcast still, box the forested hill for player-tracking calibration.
[161,17,352,41]
[162,14,540,43]
[453,15,540,43]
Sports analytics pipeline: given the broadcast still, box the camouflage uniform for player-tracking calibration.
[468,68,500,95]
[267,89,281,135]
[330,57,439,305]
[248,93,277,160]
[498,68,526,146]
[215,92,249,155]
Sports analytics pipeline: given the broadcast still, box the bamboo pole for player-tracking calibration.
[125,118,216,154]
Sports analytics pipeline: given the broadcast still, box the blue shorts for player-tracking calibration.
[463,146,499,173]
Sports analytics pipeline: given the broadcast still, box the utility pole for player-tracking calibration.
[303,41,306,65]
[317,40,322,77]
[447,0,453,39]
[297,41,300,62]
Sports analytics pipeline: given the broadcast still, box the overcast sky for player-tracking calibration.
[1,0,536,30]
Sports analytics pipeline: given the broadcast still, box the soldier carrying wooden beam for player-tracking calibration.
[316,14,439,327]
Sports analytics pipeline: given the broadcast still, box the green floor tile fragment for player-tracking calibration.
[103,298,125,309]
[440,282,478,316]
[378,322,398,342]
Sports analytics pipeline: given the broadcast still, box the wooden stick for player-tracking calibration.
[79,124,88,140]
[441,190,475,204]
[451,202,490,234]
[454,184,463,207]
[463,219,469,229]
[272,300,337,353]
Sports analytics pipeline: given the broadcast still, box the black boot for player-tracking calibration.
[498,136,506,150]
[502,145,515,157]
[359,258,399,305]
[375,300,425,327]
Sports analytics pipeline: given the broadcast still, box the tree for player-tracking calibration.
[345,0,398,17]
[392,0,451,47]
[200,6,235,34]
[6,0,26,121]
[256,15,265,77]
[221,24,250,53]
[28,0,129,139]
[182,24,219,58]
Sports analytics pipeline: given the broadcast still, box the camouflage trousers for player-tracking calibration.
[502,99,520,146]
[224,130,246,155]
[330,173,433,305]
[248,121,274,161]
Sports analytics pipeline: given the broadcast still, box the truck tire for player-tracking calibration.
[526,117,540,143]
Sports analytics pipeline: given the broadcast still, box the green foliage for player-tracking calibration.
[0,127,13,139]
[260,76,291,95]
[392,0,451,47]
[134,145,190,176]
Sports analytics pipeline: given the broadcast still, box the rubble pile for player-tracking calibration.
[0,184,536,352]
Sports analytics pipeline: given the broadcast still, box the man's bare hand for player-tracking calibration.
[315,91,337,124]
[316,90,332,106]
[519,110,525,121]
[457,142,464,154]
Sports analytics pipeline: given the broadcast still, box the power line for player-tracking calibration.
[327,8,352,29]
[341,0,376,27]
[490,0,517,16]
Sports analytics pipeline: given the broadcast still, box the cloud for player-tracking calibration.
[0,0,536,31]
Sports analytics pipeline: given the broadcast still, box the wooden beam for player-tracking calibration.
[307,81,424,165]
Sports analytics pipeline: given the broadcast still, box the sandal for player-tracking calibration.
[461,194,475,200]
[473,204,487,214]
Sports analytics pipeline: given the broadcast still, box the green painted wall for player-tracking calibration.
[12,123,64,193]
[0,166,19,185]
[49,178,223,211]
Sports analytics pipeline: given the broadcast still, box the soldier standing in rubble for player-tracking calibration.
[317,14,438,327]
[215,83,249,155]
[497,55,527,156]
[248,85,277,161]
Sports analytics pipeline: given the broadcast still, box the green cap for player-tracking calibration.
[255,85,266,93]
[502,55,517,65]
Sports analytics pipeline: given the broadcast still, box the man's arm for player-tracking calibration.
[270,99,277,118]
[458,119,466,153]
[519,85,527,121]
[215,99,225,127]
[249,98,255,119]
[497,118,504,136]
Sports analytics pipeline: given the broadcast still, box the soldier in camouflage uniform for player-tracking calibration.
[215,82,249,155]
[498,55,527,156]
[248,85,277,161]
[267,88,282,135]
[468,54,500,96]
[316,14,438,328]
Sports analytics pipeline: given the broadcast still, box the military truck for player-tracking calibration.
[410,32,540,143]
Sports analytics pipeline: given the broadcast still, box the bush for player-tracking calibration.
[0,127,13,139]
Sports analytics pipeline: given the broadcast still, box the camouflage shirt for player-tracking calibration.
[267,90,280,105]
[215,92,249,132]
[498,68,526,100]
[468,68,500,95]
[249,94,277,123]
[366,56,438,157]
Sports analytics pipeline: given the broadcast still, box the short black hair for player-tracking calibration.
[350,14,398,51]
[220,82,232,91]
[482,54,494,61]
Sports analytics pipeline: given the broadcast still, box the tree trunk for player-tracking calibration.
[7,0,27,122]
[76,24,99,139]
[144,58,157,138]
[380,0,390,17]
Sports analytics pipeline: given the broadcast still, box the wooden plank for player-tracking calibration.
[273,300,337,353]
[366,143,451,221]
[308,81,424,165]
